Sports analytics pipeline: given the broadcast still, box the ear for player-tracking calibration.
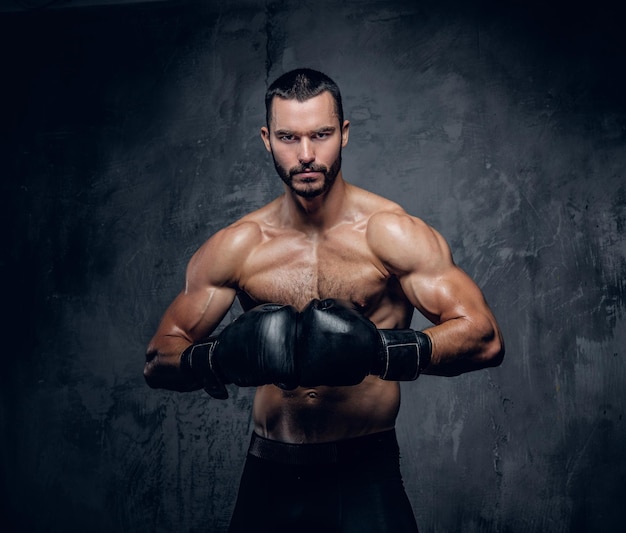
[260,126,272,152]
[341,120,350,147]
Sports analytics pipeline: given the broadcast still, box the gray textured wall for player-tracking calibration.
[1,1,624,531]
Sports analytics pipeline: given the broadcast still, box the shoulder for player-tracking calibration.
[215,218,265,252]
[366,208,453,276]
[195,198,282,260]
[187,218,265,288]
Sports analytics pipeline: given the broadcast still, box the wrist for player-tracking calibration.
[180,339,228,399]
[376,329,432,381]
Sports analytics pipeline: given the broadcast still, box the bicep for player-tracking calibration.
[369,212,493,324]
[369,211,503,371]
[144,276,236,388]
[398,228,494,325]
[400,263,493,326]
[399,240,504,372]
[148,225,254,353]
[398,231,500,349]
[154,283,237,344]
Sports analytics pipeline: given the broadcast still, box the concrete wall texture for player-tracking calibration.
[1,0,624,531]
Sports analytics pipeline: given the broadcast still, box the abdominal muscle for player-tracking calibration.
[252,375,401,443]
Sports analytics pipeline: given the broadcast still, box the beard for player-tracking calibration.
[272,151,342,199]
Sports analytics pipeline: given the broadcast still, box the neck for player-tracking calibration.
[281,173,350,232]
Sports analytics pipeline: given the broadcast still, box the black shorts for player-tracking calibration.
[228,429,419,533]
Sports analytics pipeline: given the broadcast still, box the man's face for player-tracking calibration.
[261,91,350,199]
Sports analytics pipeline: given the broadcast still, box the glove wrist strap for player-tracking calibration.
[376,329,432,381]
[180,339,228,399]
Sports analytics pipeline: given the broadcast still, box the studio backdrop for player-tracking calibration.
[1,0,624,531]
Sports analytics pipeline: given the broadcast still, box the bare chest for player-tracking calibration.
[238,227,390,312]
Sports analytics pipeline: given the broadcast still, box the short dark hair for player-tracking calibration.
[265,68,344,128]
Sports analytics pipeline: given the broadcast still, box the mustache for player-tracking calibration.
[288,163,328,177]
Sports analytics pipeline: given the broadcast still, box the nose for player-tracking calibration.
[298,138,315,166]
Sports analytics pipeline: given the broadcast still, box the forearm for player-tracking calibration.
[422,315,504,376]
[144,335,200,392]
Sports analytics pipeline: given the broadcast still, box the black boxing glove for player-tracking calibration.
[297,299,432,387]
[180,303,298,399]
[297,299,380,387]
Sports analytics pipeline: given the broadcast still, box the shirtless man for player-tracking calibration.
[144,68,504,532]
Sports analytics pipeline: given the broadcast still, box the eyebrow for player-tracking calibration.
[274,126,337,136]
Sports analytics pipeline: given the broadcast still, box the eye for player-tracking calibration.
[314,130,333,140]
[278,134,296,143]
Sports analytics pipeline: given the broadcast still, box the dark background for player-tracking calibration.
[1,0,624,531]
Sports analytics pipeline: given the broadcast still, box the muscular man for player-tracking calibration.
[144,68,504,532]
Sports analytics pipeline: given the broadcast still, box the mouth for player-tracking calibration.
[293,170,323,180]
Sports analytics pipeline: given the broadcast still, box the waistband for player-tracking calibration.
[247,429,399,466]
